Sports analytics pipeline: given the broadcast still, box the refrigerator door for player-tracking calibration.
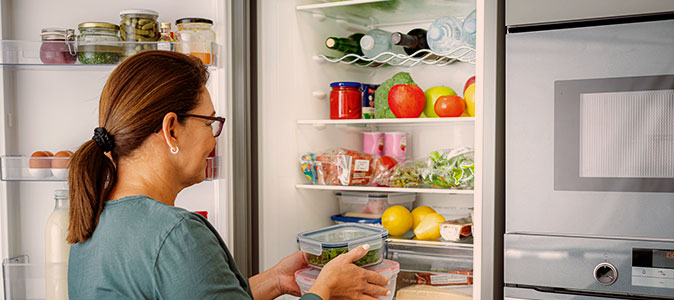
[505,17,674,240]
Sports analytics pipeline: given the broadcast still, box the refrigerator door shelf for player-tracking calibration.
[0,40,219,69]
[0,155,219,181]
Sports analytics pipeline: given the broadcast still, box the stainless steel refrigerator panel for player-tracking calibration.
[504,234,674,298]
[505,19,674,240]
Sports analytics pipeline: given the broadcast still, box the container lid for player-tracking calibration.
[297,224,388,256]
[120,9,159,17]
[78,22,120,30]
[160,22,172,28]
[330,81,361,87]
[40,28,75,39]
[331,214,381,224]
[176,18,214,25]
[295,259,399,284]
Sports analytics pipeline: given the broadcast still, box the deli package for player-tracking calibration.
[440,217,473,242]
[300,148,398,186]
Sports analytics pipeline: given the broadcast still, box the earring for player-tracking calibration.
[171,146,179,154]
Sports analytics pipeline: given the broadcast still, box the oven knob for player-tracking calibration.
[594,262,618,285]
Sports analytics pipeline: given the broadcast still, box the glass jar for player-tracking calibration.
[40,28,77,64]
[77,22,122,64]
[330,82,362,119]
[120,9,159,58]
[175,18,215,65]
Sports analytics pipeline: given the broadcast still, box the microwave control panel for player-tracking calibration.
[632,248,674,289]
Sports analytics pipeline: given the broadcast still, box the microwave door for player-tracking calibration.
[505,18,674,240]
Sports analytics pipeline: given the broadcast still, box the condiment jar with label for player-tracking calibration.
[77,22,122,64]
[175,18,215,64]
[40,28,77,64]
[330,82,362,119]
[120,9,159,58]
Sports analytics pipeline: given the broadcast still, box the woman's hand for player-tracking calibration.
[308,244,390,300]
[249,251,307,300]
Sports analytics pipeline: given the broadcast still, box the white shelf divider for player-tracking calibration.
[295,184,474,194]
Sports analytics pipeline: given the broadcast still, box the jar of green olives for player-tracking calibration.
[119,9,159,58]
[77,22,122,64]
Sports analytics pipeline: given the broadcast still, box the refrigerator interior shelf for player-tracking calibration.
[297,117,475,126]
[388,237,474,250]
[295,184,474,194]
[0,155,219,181]
[317,47,475,67]
[296,0,475,26]
[3,255,49,300]
[0,40,219,69]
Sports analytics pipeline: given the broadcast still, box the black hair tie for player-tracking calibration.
[92,127,115,152]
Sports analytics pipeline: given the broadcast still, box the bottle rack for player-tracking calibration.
[317,47,475,67]
[0,155,219,181]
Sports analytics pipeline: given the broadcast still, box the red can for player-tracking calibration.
[330,82,362,119]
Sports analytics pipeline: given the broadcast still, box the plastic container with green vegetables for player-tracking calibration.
[297,224,387,269]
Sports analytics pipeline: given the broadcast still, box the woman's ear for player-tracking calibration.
[161,112,180,152]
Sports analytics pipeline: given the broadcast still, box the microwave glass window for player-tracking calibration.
[579,90,674,178]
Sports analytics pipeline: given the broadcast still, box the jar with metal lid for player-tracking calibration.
[120,9,159,58]
[77,22,122,64]
[40,28,77,64]
[330,82,362,119]
[175,18,215,64]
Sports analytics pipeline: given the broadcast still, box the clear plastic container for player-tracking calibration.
[77,22,122,64]
[175,18,215,64]
[330,214,382,227]
[337,192,415,218]
[297,224,388,268]
[295,259,400,300]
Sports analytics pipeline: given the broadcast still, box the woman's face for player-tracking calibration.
[177,88,217,185]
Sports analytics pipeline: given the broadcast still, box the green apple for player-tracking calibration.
[424,86,456,118]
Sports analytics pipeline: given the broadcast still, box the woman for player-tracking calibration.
[67,51,389,300]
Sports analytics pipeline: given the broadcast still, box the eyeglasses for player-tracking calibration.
[178,114,226,138]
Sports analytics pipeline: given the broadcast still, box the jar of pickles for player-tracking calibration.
[39,28,77,64]
[119,9,159,58]
[175,18,215,65]
[77,22,122,64]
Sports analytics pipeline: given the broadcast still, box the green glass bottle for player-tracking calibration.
[325,33,364,56]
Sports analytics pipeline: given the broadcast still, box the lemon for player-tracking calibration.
[411,206,436,229]
[382,205,413,236]
[414,213,446,240]
[464,83,475,117]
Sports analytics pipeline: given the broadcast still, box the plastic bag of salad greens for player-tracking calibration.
[421,147,475,189]
[389,159,427,188]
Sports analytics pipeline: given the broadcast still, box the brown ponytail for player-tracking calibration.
[67,51,209,244]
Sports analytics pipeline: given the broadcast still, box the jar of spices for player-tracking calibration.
[39,28,77,64]
[120,9,159,58]
[77,22,122,64]
[330,82,362,119]
[175,18,215,65]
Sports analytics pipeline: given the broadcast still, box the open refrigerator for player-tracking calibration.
[0,0,504,299]
[257,0,502,299]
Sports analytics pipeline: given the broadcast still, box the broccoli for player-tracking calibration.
[375,72,417,119]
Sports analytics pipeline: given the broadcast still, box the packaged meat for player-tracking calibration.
[299,148,375,186]
[440,217,473,241]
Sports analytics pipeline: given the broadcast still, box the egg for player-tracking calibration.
[29,151,53,178]
[52,150,73,179]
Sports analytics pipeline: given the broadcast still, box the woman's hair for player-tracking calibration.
[67,51,209,244]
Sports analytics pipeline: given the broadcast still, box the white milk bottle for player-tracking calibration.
[45,189,70,300]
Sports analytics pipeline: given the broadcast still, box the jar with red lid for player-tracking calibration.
[40,28,77,64]
[330,82,362,119]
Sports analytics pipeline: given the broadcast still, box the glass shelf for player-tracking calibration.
[296,0,475,27]
[0,40,218,70]
[0,155,219,181]
[317,47,476,67]
[295,184,474,194]
[3,255,50,300]
[297,117,474,126]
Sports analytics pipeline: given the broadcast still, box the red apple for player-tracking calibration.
[435,95,465,117]
[464,76,475,93]
[388,84,426,118]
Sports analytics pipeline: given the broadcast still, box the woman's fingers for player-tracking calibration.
[341,244,371,263]
[363,283,390,297]
[364,269,389,286]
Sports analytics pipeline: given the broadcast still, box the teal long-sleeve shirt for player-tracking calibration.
[68,195,322,300]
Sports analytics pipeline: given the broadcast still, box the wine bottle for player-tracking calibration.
[390,28,429,57]
[325,33,364,55]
